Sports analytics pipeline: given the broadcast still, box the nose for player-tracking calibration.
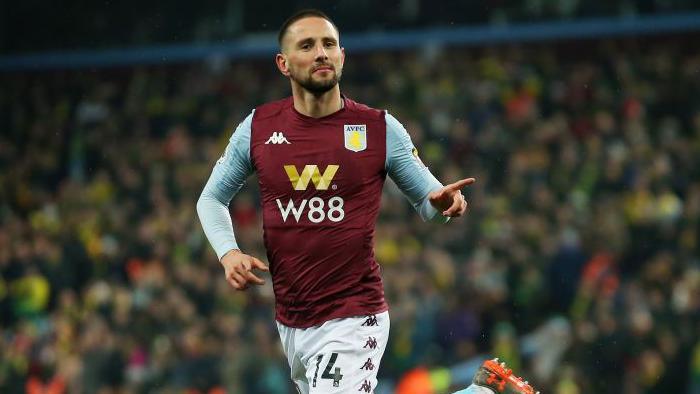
[314,43,328,61]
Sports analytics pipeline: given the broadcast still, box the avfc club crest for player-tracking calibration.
[344,125,367,152]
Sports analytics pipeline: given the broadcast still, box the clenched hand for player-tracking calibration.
[220,249,269,290]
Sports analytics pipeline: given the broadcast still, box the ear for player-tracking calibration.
[276,53,290,77]
[340,47,345,68]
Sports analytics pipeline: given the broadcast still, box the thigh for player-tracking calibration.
[303,312,390,393]
[291,358,310,394]
[277,321,310,394]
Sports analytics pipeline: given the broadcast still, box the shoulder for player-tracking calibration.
[384,111,409,139]
[253,97,294,121]
[344,97,385,121]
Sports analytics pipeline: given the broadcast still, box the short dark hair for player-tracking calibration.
[278,9,339,50]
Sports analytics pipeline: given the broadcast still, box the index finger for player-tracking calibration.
[444,178,476,192]
[252,257,269,272]
[245,271,266,286]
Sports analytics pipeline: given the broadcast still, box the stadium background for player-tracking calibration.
[1,1,699,393]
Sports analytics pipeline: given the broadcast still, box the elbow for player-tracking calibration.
[196,191,210,220]
[196,189,228,218]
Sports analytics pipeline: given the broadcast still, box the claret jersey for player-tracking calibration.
[198,96,445,328]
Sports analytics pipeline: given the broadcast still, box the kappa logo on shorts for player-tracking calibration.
[360,358,375,371]
[361,315,378,327]
[359,380,372,392]
[364,337,378,349]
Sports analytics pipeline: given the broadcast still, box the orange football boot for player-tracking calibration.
[472,358,540,394]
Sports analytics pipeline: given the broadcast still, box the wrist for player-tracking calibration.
[220,248,242,261]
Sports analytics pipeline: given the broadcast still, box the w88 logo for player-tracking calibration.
[276,197,345,223]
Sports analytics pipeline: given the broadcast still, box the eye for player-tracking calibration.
[325,41,336,48]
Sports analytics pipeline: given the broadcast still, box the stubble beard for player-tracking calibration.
[290,66,342,96]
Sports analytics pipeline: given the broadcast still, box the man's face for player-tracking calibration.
[278,17,344,95]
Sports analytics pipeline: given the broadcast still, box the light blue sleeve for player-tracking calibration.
[196,110,255,260]
[385,112,449,223]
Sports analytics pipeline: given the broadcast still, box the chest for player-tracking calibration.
[250,114,386,198]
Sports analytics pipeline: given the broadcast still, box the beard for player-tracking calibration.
[289,64,342,95]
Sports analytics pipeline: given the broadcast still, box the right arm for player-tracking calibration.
[196,110,268,290]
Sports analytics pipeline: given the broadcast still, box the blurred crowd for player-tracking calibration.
[1,36,699,393]
[6,0,700,54]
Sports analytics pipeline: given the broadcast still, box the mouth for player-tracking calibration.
[312,65,334,73]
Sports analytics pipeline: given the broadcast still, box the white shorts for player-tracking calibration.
[276,311,390,394]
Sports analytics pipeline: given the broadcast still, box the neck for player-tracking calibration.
[291,83,343,118]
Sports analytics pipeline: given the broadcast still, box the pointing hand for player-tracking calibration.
[427,178,476,217]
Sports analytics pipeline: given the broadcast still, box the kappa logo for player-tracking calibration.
[284,164,339,191]
[358,380,372,392]
[361,315,378,327]
[363,337,378,349]
[265,131,291,144]
[360,358,375,371]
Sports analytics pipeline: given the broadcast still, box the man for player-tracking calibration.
[197,9,537,394]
